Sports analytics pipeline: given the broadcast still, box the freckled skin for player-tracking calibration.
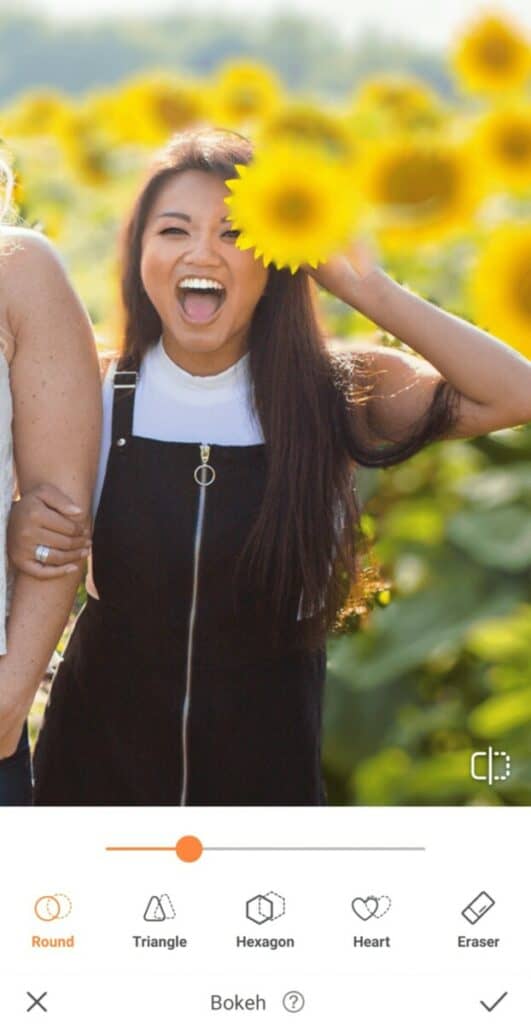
[140,170,269,376]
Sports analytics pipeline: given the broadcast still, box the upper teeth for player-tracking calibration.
[179,277,224,291]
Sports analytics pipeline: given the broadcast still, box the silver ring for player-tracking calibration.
[35,544,51,565]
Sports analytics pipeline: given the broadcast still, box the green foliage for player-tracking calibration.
[323,425,531,806]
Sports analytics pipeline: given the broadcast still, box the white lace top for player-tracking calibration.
[0,346,13,654]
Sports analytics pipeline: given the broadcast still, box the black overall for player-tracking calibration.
[33,371,327,806]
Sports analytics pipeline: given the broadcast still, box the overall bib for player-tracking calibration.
[33,370,327,806]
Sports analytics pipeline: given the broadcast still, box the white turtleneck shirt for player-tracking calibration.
[92,336,265,519]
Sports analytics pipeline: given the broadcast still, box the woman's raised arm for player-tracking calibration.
[309,242,531,447]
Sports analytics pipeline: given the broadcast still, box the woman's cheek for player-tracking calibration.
[141,244,170,291]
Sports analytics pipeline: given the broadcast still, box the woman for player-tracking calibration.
[11,127,531,806]
[0,156,101,805]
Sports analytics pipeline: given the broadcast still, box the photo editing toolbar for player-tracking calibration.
[0,808,527,1021]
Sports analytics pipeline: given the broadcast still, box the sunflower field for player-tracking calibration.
[2,8,530,805]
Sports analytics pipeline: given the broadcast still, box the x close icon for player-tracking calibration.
[27,991,48,1013]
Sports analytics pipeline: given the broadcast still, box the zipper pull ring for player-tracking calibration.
[193,444,216,486]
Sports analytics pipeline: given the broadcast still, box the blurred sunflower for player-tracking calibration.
[224,144,361,274]
[210,60,283,128]
[468,223,531,357]
[80,90,129,145]
[1,89,72,139]
[258,100,359,168]
[450,12,531,96]
[471,102,531,195]
[351,73,445,133]
[112,74,208,144]
[54,109,113,186]
[358,135,485,248]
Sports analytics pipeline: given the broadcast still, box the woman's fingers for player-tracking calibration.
[26,495,91,539]
[32,482,83,517]
[7,491,91,573]
[26,527,90,554]
[17,558,83,580]
[20,530,90,573]
[32,545,89,567]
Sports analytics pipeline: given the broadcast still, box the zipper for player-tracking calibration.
[180,444,216,806]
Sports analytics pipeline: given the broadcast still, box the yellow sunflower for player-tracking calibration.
[450,12,531,96]
[1,90,72,139]
[471,102,531,195]
[468,224,531,358]
[351,73,445,133]
[358,135,485,248]
[79,90,127,145]
[224,143,361,274]
[54,109,112,186]
[112,74,208,144]
[258,100,359,168]
[209,61,283,128]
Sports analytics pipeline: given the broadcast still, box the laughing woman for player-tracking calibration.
[12,128,530,806]
[0,159,101,805]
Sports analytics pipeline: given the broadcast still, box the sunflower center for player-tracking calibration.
[381,154,458,211]
[512,259,531,318]
[477,35,516,71]
[232,88,260,115]
[270,188,316,226]
[380,89,410,112]
[276,117,347,159]
[497,128,531,163]
[155,95,198,131]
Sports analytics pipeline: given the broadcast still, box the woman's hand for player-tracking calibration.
[303,234,381,305]
[7,484,91,579]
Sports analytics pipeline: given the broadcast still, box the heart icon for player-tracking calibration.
[352,895,392,920]
[352,897,379,920]
[373,895,392,919]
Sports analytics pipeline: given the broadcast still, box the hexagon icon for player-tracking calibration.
[265,891,286,921]
[245,891,286,924]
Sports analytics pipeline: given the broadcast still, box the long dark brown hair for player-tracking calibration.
[119,127,460,649]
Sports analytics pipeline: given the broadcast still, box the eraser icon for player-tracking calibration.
[461,891,495,925]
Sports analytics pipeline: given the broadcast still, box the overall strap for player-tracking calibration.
[111,367,138,446]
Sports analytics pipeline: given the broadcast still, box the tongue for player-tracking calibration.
[182,291,220,322]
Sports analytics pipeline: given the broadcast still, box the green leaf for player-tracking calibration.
[454,464,531,507]
[382,499,445,545]
[447,505,531,570]
[328,561,522,690]
[469,690,531,738]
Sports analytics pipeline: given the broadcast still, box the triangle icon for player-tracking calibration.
[143,896,165,922]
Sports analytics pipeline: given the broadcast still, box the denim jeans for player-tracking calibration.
[0,722,33,806]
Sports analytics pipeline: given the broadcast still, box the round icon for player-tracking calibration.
[34,893,72,922]
[282,990,305,1013]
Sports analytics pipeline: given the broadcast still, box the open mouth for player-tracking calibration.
[177,277,227,324]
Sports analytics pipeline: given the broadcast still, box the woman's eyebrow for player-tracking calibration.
[156,211,231,223]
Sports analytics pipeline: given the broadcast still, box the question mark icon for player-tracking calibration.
[282,990,305,1013]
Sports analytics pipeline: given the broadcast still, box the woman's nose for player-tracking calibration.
[182,233,221,266]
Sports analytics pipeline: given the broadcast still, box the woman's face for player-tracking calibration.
[141,169,268,370]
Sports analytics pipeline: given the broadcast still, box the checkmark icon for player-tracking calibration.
[480,992,508,1012]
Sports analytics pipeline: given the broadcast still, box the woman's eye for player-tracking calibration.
[158,227,239,238]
